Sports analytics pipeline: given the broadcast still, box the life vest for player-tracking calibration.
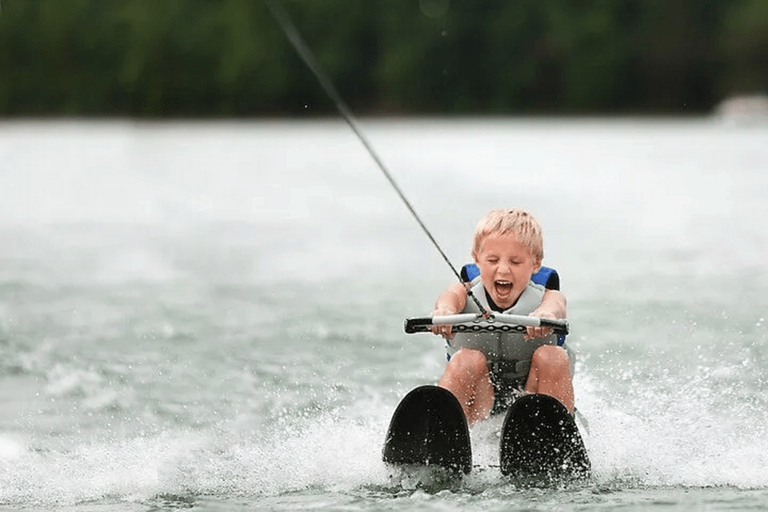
[461,263,560,290]
[446,266,566,384]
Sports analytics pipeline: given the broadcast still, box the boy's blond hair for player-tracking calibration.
[471,209,544,264]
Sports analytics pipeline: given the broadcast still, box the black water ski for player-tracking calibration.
[500,394,590,479]
[383,385,472,474]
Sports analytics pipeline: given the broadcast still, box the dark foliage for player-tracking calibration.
[0,0,764,116]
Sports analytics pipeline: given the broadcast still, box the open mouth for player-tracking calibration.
[494,280,514,297]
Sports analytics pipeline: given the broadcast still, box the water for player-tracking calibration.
[1,118,767,510]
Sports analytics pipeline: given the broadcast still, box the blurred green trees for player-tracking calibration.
[0,0,765,116]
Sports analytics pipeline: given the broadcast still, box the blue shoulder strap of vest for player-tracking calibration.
[461,263,560,291]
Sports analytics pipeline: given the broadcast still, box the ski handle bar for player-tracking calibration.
[404,313,569,335]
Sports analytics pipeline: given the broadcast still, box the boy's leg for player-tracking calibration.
[524,345,574,413]
[438,349,494,425]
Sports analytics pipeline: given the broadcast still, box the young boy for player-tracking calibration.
[430,209,574,425]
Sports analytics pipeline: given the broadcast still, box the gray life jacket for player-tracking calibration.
[446,277,563,383]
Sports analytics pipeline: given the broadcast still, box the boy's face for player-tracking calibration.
[474,232,540,310]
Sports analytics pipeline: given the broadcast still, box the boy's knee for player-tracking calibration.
[448,349,489,375]
[531,345,570,373]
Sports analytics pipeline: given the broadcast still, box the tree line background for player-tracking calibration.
[1,0,766,117]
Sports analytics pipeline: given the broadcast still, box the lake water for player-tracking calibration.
[0,118,767,511]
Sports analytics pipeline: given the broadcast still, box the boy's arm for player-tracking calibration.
[526,289,567,340]
[430,282,468,338]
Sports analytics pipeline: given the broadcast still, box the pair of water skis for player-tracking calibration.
[382,385,590,482]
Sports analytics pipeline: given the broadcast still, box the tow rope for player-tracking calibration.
[264,0,489,317]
